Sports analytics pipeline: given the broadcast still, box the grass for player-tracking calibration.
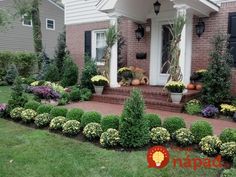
[0,119,222,177]
[0,86,33,104]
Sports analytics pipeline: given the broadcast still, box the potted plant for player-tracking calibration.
[165,81,185,104]
[91,75,109,95]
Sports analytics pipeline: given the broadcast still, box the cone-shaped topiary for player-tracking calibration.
[119,89,149,148]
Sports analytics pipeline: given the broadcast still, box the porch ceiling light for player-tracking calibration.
[135,24,144,41]
[196,19,205,37]
[154,0,161,15]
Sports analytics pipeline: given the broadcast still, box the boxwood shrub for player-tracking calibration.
[144,113,161,129]
[37,104,54,114]
[190,120,213,143]
[101,115,120,131]
[81,111,102,128]
[66,108,84,121]
[50,107,68,117]
[162,116,186,134]
[219,128,236,143]
[24,101,41,111]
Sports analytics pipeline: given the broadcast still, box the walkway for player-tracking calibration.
[65,101,236,135]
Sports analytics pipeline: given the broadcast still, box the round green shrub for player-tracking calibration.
[70,88,80,102]
[24,101,41,111]
[220,168,236,177]
[21,109,37,123]
[150,127,170,145]
[184,99,202,115]
[50,107,68,117]
[220,142,236,161]
[83,123,103,140]
[62,120,80,136]
[37,104,54,114]
[101,115,120,131]
[144,114,161,129]
[220,128,236,143]
[199,136,222,156]
[10,107,25,120]
[34,113,52,128]
[173,128,195,146]
[162,117,186,134]
[190,120,213,143]
[66,108,84,121]
[49,116,67,130]
[80,88,92,101]
[100,128,120,147]
[81,111,102,128]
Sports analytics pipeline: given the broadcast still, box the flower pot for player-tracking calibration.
[170,92,183,104]
[94,85,104,95]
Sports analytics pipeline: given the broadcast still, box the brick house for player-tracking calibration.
[62,0,236,94]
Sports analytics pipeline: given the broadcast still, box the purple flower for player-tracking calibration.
[201,105,219,118]
[0,104,7,112]
[31,86,60,100]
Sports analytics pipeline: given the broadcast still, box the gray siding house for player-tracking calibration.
[0,0,64,57]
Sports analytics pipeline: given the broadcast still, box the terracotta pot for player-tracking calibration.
[132,79,140,86]
[187,83,195,90]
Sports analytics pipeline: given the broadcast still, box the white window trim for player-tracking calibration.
[91,29,107,66]
[22,14,32,27]
[46,18,55,30]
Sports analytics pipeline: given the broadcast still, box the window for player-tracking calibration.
[92,30,107,64]
[229,12,236,67]
[22,14,32,27]
[46,18,55,30]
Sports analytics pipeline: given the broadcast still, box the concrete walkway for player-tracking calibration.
[65,101,236,135]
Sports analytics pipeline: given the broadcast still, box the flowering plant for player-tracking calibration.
[83,123,103,140]
[190,69,207,82]
[62,120,80,136]
[220,104,236,117]
[21,109,37,123]
[100,128,120,147]
[199,136,222,156]
[220,142,236,161]
[91,75,109,86]
[49,116,67,130]
[118,67,132,74]
[165,81,185,93]
[0,104,7,117]
[30,86,60,100]
[150,127,170,145]
[172,128,195,146]
[185,99,202,115]
[201,105,219,118]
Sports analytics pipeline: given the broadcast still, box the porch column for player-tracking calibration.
[174,4,193,85]
[109,16,120,88]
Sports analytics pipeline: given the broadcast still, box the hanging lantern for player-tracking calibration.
[154,0,161,15]
[135,24,144,41]
[196,19,205,37]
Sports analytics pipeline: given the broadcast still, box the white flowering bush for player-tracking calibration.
[62,120,80,136]
[100,128,120,147]
[21,109,37,123]
[34,113,52,128]
[173,128,195,146]
[150,127,170,145]
[49,116,67,130]
[10,107,25,120]
[83,123,103,140]
[220,142,236,161]
[199,136,222,156]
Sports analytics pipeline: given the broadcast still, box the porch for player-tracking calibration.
[92,86,199,112]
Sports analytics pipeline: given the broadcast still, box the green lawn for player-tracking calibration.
[0,86,33,104]
[0,119,222,177]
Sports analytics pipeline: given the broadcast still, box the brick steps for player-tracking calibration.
[91,86,200,113]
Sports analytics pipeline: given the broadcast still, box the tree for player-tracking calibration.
[13,0,43,68]
[119,89,150,148]
[5,64,19,85]
[0,9,11,29]
[54,31,67,76]
[201,33,233,105]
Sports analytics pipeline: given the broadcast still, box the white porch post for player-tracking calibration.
[109,16,120,88]
[174,4,193,85]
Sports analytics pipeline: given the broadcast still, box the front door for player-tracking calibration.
[156,23,172,85]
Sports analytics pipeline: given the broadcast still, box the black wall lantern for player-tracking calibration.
[196,18,205,37]
[153,0,161,15]
[135,24,144,41]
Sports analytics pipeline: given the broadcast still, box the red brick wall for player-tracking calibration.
[66,21,110,71]
[192,1,236,94]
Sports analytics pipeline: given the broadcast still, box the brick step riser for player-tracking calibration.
[103,90,169,101]
[92,96,182,113]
